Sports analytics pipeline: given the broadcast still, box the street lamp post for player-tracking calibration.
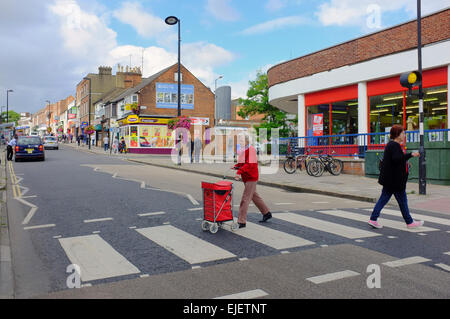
[214,75,223,122]
[6,89,13,123]
[83,77,92,150]
[165,15,182,165]
[416,0,426,195]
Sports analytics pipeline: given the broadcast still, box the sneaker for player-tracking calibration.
[259,212,272,223]
[368,220,383,229]
[238,223,246,229]
[407,220,424,228]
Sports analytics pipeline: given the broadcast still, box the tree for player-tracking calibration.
[1,110,21,125]
[237,71,292,138]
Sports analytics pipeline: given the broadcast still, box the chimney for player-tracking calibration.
[98,66,112,75]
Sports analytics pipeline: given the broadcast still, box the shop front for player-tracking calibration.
[117,114,175,154]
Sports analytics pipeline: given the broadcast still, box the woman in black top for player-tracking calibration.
[368,125,424,229]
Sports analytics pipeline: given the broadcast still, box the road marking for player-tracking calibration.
[92,231,101,234]
[186,194,199,206]
[435,263,450,272]
[112,173,118,178]
[129,226,137,229]
[20,195,37,199]
[136,225,236,264]
[192,266,201,270]
[276,213,381,239]
[84,218,114,223]
[239,257,248,261]
[274,203,294,206]
[312,202,329,204]
[214,289,269,299]
[444,252,450,256]
[138,212,166,217]
[58,235,140,282]
[224,219,315,250]
[187,207,203,211]
[306,270,360,284]
[53,235,62,239]
[140,274,149,278]
[281,251,290,254]
[23,224,56,230]
[140,181,146,188]
[382,256,431,268]
[319,210,439,233]
[15,197,38,225]
[364,208,450,227]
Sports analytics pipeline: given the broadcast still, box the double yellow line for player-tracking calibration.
[8,161,21,198]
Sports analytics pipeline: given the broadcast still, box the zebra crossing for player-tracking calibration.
[53,207,450,286]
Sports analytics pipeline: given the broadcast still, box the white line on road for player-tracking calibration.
[186,194,199,206]
[435,263,450,272]
[276,212,381,239]
[58,235,140,282]
[444,252,450,255]
[274,203,294,206]
[84,218,114,223]
[140,181,146,188]
[312,202,329,204]
[382,256,431,268]
[306,270,360,284]
[319,210,439,233]
[138,212,166,217]
[23,224,56,230]
[15,197,38,225]
[136,225,236,264]
[214,289,269,299]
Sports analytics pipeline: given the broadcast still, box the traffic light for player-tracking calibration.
[400,71,422,96]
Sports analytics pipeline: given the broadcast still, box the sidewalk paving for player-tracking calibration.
[63,142,450,215]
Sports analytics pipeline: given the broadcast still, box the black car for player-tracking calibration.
[15,136,45,161]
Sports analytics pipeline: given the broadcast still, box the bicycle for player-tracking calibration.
[307,150,343,177]
[283,148,316,176]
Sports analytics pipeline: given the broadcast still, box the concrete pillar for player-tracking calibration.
[298,94,306,147]
[358,82,368,149]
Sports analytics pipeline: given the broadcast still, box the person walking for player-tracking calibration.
[7,135,17,161]
[369,125,423,229]
[103,135,109,151]
[233,136,272,228]
[113,137,119,154]
[194,136,202,163]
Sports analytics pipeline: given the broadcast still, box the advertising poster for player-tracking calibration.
[139,126,175,148]
[156,83,194,109]
[312,113,324,136]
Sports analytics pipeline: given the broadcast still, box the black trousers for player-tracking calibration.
[7,145,13,160]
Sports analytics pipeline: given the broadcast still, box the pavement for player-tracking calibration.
[63,142,450,215]
[0,146,14,299]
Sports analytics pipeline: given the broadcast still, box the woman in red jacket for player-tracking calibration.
[233,137,272,228]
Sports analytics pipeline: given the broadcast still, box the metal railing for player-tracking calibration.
[279,129,450,158]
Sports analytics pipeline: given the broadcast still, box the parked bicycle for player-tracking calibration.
[283,148,316,176]
[307,150,343,177]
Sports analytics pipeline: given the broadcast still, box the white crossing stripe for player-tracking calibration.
[138,212,165,217]
[23,224,56,230]
[382,256,431,268]
[320,210,438,233]
[435,263,450,272]
[58,235,140,282]
[215,289,269,299]
[84,218,113,223]
[364,208,450,227]
[187,208,203,211]
[224,220,315,250]
[136,225,236,264]
[276,213,381,239]
[306,270,360,284]
[273,203,294,205]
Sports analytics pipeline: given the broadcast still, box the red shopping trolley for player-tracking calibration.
[201,180,239,233]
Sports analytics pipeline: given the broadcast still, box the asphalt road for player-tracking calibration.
[5,145,450,299]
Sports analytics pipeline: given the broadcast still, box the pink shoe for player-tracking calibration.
[407,220,424,228]
[368,220,383,229]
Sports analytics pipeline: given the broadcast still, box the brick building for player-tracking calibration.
[114,63,215,154]
[268,8,449,155]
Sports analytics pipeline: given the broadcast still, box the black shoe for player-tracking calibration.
[259,212,272,223]
[238,223,246,228]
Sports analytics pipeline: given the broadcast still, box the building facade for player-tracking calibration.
[268,9,450,154]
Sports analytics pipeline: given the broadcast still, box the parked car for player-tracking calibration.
[15,136,45,162]
[43,136,59,150]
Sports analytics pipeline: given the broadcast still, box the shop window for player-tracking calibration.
[369,92,404,143]
[130,126,138,148]
[139,125,175,148]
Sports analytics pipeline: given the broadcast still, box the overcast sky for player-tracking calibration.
[1,0,449,114]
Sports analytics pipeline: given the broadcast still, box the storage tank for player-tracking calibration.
[215,86,231,120]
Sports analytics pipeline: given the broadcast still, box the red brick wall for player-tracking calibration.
[268,9,450,87]
[139,64,215,137]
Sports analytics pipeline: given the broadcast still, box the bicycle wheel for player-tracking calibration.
[329,159,343,176]
[283,158,297,174]
[307,159,324,177]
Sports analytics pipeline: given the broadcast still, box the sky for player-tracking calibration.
[1,0,449,114]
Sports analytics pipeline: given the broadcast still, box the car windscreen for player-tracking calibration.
[18,137,41,145]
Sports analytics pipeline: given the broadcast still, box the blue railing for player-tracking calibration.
[279,129,450,158]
